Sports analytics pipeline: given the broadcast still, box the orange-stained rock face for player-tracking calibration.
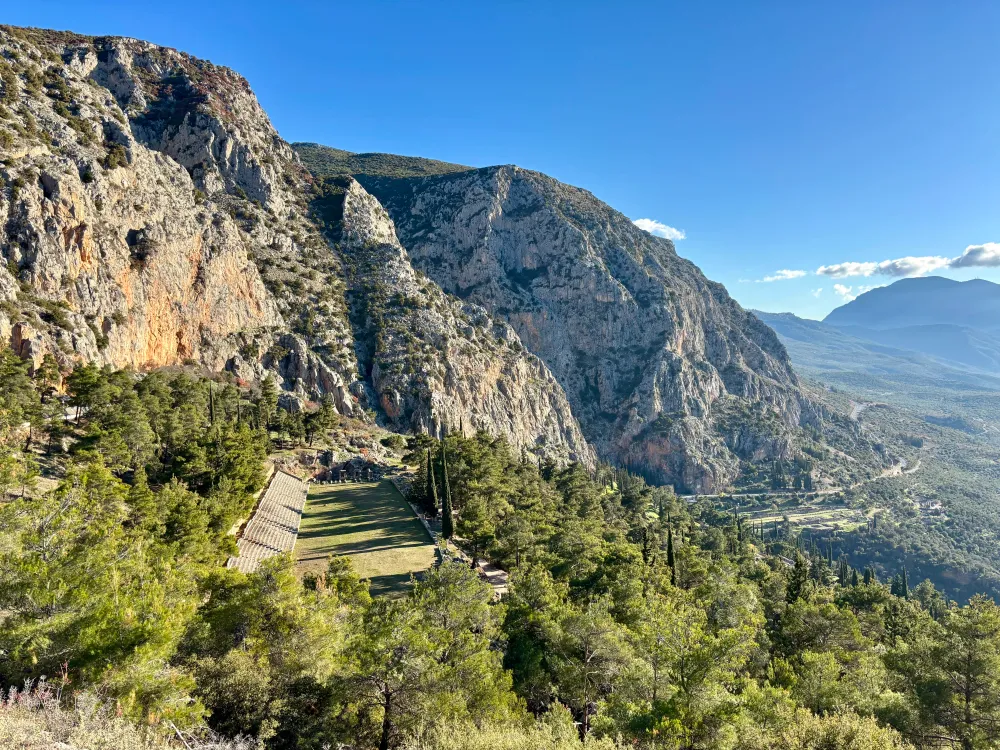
[0,26,361,418]
[12,159,282,373]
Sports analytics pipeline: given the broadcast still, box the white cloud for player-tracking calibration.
[833,283,881,302]
[761,269,807,282]
[816,242,1000,280]
[879,256,952,277]
[817,256,951,279]
[950,242,1000,268]
[811,288,823,298]
[817,261,879,278]
[633,218,686,241]
[833,283,856,301]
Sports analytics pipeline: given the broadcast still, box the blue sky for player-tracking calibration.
[8,1,1000,319]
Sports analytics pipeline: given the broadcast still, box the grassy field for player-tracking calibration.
[295,480,436,597]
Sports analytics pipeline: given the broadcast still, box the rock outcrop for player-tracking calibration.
[349,165,805,490]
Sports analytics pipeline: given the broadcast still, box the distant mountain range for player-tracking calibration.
[824,276,1000,331]
[758,277,1000,382]
[827,277,1000,374]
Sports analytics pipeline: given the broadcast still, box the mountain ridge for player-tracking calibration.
[0,24,857,490]
[824,275,1000,331]
[302,150,812,490]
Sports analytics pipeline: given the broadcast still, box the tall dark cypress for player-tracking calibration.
[900,567,909,599]
[424,449,438,517]
[441,442,454,540]
[667,524,676,586]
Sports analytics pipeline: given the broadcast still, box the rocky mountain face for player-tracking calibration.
[0,26,591,464]
[333,164,806,490]
[317,178,593,463]
[0,25,361,415]
[0,24,826,486]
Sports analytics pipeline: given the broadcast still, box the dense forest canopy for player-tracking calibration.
[2,352,1000,749]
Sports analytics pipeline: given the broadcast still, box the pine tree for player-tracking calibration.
[787,552,810,603]
[441,442,454,540]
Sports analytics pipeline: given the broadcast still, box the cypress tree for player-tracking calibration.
[424,449,438,517]
[900,567,909,599]
[667,524,676,586]
[863,567,874,585]
[441,442,454,540]
[851,569,860,587]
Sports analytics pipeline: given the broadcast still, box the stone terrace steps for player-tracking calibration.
[226,470,308,574]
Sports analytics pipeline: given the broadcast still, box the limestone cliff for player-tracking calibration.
[0,26,595,465]
[344,165,805,490]
[313,178,593,464]
[0,26,360,417]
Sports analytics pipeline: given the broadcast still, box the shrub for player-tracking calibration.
[102,142,128,169]
[381,434,407,454]
[0,683,258,749]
